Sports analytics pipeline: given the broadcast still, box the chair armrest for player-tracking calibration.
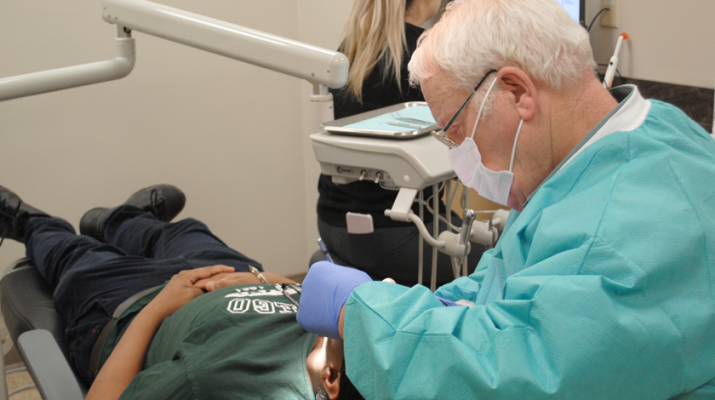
[17,330,85,400]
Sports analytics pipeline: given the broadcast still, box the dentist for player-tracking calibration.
[298,0,715,398]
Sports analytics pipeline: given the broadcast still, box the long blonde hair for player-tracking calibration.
[342,0,413,102]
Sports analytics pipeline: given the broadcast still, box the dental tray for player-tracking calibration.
[321,102,438,139]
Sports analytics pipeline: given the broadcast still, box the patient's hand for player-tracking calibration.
[146,265,235,319]
[194,269,297,291]
[194,272,262,291]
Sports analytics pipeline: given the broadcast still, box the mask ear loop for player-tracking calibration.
[508,119,525,172]
[470,76,499,140]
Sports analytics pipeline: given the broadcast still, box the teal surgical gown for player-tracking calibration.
[343,86,715,399]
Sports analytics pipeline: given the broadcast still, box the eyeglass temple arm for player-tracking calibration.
[440,69,498,131]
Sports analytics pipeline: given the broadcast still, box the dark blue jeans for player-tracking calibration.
[24,206,261,383]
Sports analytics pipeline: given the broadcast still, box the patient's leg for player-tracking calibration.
[104,205,262,272]
[26,217,125,289]
[26,215,201,304]
[24,216,199,382]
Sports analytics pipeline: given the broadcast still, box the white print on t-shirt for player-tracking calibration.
[226,298,298,315]
[224,284,288,299]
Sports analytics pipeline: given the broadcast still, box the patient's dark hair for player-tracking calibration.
[336,364,365,400]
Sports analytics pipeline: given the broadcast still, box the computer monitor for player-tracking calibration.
[553,0,586,25]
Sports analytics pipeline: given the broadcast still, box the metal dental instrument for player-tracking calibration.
[390,112,433,126]
[385,121,424,129]
[317,238,334,263]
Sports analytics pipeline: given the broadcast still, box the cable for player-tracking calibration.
[5,366,27,375]
[8,384,36,397]
[420,182,446,207]
[414,181,468,234]
[587,8,610,32]
[421,187,453,227]
[419,182,459,230]
[595,67,605,82]
[597,63,623,86]
[5,366,36,397]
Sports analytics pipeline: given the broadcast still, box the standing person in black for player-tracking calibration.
[317,0,485,286]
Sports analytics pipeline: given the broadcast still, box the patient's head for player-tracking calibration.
[306,336,365,400]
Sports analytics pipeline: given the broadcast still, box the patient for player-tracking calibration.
[0,184,363,400]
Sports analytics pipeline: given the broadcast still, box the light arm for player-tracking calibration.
[0,0,348,102]
[101,0,348,89]
[0,26,134,102]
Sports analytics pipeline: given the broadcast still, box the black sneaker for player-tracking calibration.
[0,185,49,245]
[79,184,186,242]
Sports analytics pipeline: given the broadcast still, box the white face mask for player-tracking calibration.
[448,77,524,206]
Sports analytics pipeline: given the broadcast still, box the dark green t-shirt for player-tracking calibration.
[100,283,317,400]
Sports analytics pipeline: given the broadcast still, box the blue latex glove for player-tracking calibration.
[297,261,372,339]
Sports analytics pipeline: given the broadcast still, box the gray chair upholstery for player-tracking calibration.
[1,259,87,399]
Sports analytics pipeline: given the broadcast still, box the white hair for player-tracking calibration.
[409,0,596,95]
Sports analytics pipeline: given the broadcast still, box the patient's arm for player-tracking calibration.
[85,265,235,400]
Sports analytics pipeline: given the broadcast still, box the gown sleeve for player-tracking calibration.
[343,238,685,400]
[433,248,493,302]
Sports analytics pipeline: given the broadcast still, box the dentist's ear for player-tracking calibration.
[498,67,538,121]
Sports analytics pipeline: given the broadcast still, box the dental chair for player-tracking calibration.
[0,258,86,400]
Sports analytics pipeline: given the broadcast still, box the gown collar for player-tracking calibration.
[525,85,651,204]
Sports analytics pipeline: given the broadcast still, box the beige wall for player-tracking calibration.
[588,0,715,89]
[0,0,309,276]
[1,0,713,278]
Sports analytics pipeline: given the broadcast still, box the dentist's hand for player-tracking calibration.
[296,261,372,339]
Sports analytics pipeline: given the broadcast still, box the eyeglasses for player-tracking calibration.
[431,69,498,149]
[281,283,302,308]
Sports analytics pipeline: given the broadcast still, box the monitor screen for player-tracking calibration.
[553,0,586,25]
